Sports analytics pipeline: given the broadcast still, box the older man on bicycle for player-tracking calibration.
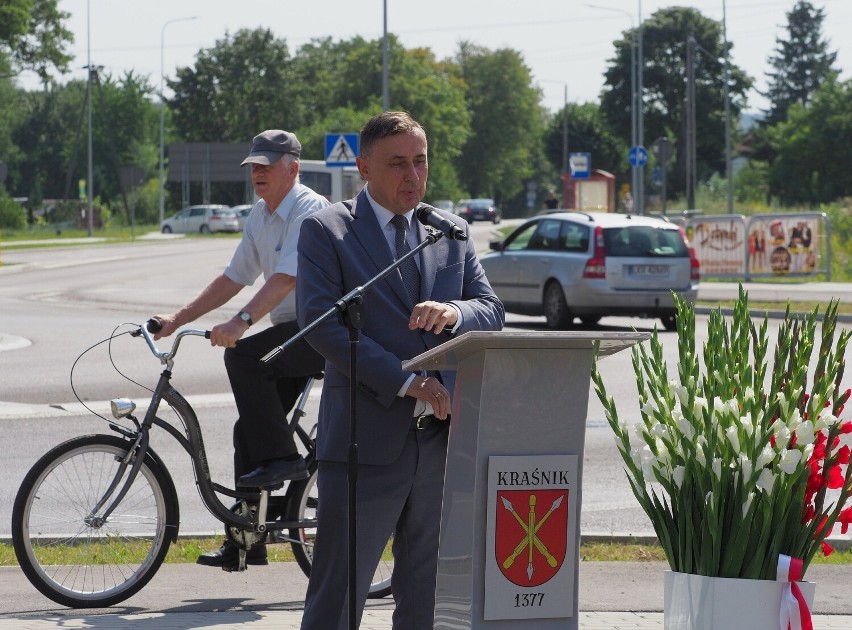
[153,129,328,569]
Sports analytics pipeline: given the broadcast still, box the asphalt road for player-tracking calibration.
[1,235,851,542]
[1,233,852,619]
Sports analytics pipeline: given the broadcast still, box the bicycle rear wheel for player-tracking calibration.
[287,468,394,599]
[12,434,178,608]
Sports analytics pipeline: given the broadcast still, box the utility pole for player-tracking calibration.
[636,0,644,215]
[86,2,94,237]
[723,0,733,214]
[382,0,389,110]
[686,36,696,210]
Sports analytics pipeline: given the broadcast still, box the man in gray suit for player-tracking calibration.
[296,111,504,629]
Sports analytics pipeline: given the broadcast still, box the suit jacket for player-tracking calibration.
[296,190,504,465]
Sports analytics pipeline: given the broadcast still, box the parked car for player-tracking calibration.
[230,204,253,231]
[479,211,700,330]
[160,205,238,234]
[431,199,455,214]
[456,198,502,224]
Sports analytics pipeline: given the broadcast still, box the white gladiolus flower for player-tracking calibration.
[712,458,722,480]
[756,468,775,494]
[745,386,755,401]
[774,424,791,451]
[693,396,708,419]
[786,408,802,432]
[725,398,740,416]
[739,413,754,437]
[814,415,828,431]
[802,443,814,463]
[726,426,741,452]
[777,392,790,418]
[677,415,696,441]
[821,413,839,427]
[641,400,657,416]
[639,445,656,477]
[795,420,816,446]
[756,445,775,469]
[651,422,667,438]
[779,449,802,475]
[676,385,689,407]
[630,448,643,470]
[655,438,671,465]
[739,454,753,483]
[673,465,685,488]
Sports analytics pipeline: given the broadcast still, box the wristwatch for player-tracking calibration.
[237,310,253,327]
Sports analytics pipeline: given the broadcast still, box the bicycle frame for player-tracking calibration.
[103,324,319,538]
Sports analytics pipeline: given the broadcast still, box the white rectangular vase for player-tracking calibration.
[663,570,816,630]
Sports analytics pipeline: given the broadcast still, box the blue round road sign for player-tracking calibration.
[628,146,648,167]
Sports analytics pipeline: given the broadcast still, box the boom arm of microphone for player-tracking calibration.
[415,204,467,241]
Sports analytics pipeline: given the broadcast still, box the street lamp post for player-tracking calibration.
[723,0,733,214]
[159,16,198,227]
[86,0,93,237]
[382,0,389,110]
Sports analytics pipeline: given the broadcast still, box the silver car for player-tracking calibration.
[230,204,253,231]
[480,211,700,330]
[160,205,238,234]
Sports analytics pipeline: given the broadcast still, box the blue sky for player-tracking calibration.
[17,0,852,114]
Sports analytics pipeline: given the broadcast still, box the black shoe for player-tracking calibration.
[196,539,268,569]
[237,456,309,488]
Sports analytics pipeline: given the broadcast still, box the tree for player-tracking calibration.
[169,29,297,143]
[455,43,543,206]
[0,0,73,83]
[768,77,852,205]
[11,72,159,215]
[763,1,838,125]
[599,7,750,198]
[168,32,472,202]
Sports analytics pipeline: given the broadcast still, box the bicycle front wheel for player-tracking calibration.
[287,468,394,599]
[12,434,178,608]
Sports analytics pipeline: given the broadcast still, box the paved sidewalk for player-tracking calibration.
[1,610,849,629]
[2,562,850,629]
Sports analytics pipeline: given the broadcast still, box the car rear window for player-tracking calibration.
[604,226,688,257]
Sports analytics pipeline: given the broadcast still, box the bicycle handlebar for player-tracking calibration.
[131,318,211,365]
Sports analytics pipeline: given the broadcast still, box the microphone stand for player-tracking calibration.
[261,226,446,630]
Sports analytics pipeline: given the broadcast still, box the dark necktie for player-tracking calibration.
[391,214,420,304]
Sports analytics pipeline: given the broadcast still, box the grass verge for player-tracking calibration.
[695,300,852,316]
[2,538,849,566]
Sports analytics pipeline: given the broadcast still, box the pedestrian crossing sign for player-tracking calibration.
[325,133,359,166]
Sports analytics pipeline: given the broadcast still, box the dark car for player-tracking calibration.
[479,211,700,330]
[456,198,501,224]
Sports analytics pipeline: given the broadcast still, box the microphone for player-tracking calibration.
[415,204,468,241]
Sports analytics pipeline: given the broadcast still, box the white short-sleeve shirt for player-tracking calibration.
[224,182,330,324]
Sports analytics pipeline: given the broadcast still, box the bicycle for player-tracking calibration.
[11,320,393,608]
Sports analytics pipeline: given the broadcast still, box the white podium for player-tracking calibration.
[404,331,647,629]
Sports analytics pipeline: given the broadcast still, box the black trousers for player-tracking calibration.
[224,320,324,484]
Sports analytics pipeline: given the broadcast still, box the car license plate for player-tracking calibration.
[627,264,669,277]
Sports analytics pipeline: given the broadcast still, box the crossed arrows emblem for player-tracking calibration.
[500,494,564,581]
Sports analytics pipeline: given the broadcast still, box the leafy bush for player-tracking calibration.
[0,194,26,230]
